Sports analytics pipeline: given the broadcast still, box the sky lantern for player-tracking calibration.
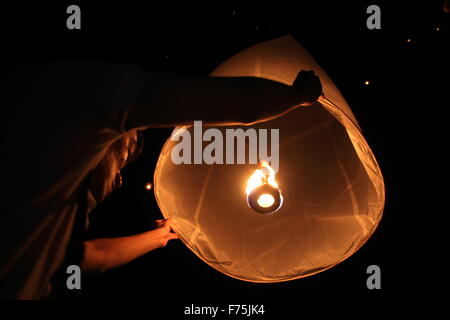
[154,35,385,282]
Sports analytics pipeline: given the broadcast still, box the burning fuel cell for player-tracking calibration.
[246,161,283,214]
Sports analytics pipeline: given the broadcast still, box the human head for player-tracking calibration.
[89,129,143,201]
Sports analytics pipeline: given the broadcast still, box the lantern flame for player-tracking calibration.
[246,161,278,195]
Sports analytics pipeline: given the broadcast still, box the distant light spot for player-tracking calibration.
[145,182,153,190]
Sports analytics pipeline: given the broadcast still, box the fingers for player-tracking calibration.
[293,69,323,103]
[154,219,165,228]
[153,218,179,239]
[159,220,180,247]
[160,232,179,248]
[156,218,173,229]
[165,232,179,241]
[154,218,172,228]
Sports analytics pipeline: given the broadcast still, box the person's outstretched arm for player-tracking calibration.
[81,219,178,273]
[126,70,322,128]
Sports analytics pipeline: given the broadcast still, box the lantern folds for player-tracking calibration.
[153,35,385,282]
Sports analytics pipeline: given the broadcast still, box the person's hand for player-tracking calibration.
[292,70,323,105]
[81,218,179,273]
[151,218,180,248]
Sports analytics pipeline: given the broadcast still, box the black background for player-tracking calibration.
[1,0,446,314]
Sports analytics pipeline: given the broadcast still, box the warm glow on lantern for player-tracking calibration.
[153,35,385,283]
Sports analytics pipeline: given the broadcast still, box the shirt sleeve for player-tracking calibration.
[0,61,149,299]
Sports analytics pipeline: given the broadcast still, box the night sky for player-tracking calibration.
[1,0,447,313]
